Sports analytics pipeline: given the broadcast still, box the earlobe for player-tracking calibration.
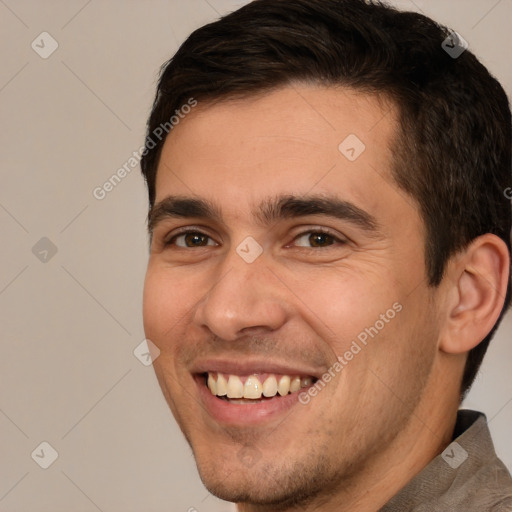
[439,234,510,355]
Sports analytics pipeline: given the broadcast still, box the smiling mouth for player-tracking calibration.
[203,372,317,403]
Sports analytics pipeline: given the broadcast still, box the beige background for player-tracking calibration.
[0,1,510,511]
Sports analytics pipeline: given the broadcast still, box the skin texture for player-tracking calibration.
[142,85,509,511]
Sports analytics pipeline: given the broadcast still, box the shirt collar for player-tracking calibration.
[379,409,512,511]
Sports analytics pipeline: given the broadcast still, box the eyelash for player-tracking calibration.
[163,228,346,249]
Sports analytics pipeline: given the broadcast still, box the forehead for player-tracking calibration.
[154,85,410,229]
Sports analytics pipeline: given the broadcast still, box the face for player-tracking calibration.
[143,85,440,507]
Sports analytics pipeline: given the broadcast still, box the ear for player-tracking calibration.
[439,234,510,355]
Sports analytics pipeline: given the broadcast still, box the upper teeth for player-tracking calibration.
[207,373,313,399]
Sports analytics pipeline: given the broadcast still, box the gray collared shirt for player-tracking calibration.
[380,409,512,511]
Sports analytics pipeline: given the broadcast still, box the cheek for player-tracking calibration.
[142,266,188,345]
[286,266,397,357]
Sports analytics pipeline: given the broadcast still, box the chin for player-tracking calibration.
[192,447,329,509]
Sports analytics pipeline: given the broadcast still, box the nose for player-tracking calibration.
[192,247,289,341]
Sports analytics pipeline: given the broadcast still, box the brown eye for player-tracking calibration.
[167,231,216,248]
[309,233,335,247]
[294,231,342,248]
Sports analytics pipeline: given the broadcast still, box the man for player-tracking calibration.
[140,0,512,510]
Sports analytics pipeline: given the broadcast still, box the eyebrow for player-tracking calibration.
[147,194,382,237]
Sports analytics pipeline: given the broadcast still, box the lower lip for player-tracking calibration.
[195,375,306,425]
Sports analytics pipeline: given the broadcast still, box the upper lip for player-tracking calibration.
[191,358,324,379]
